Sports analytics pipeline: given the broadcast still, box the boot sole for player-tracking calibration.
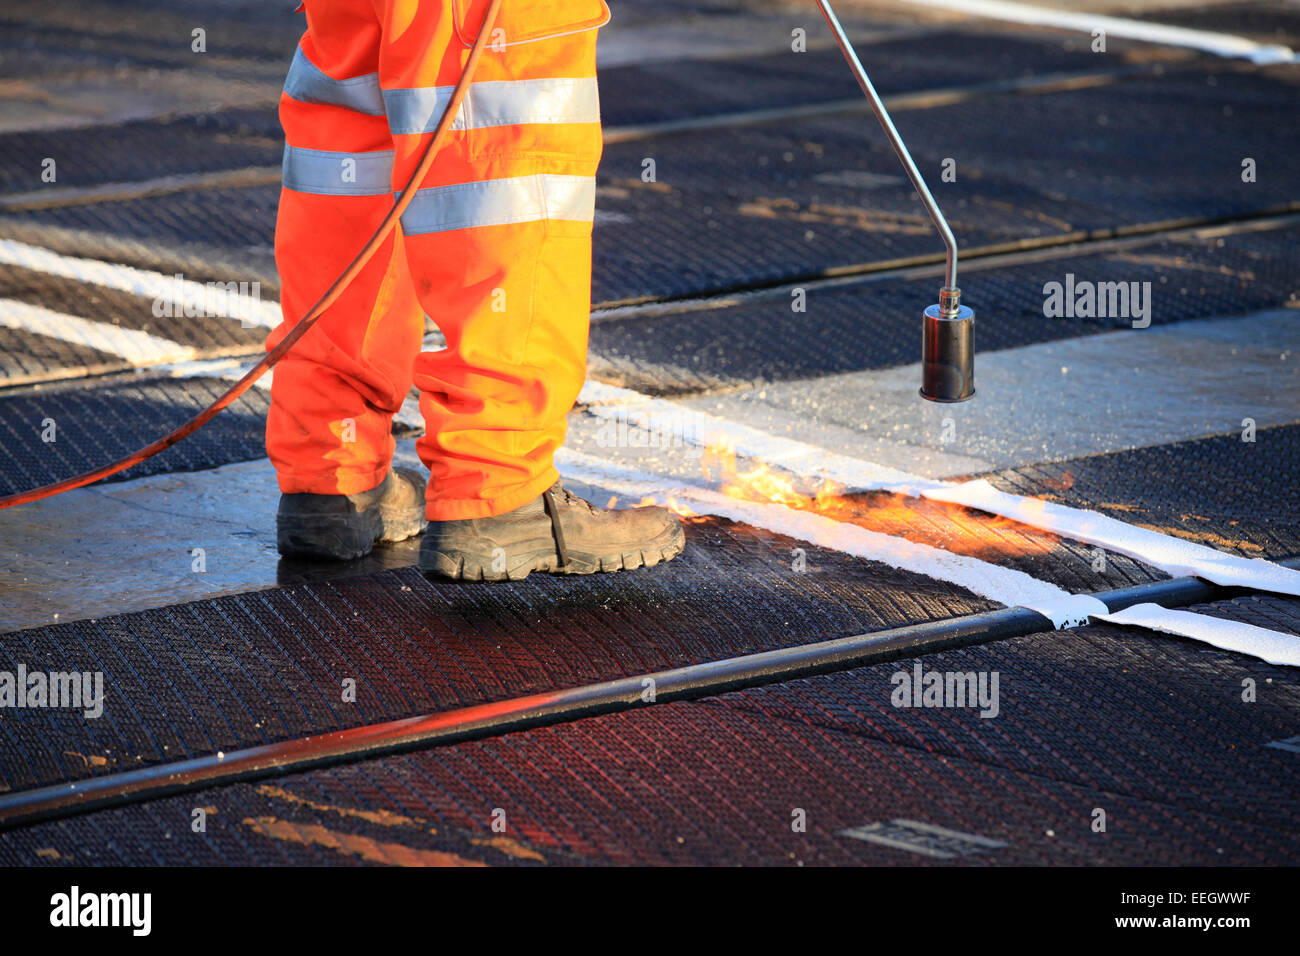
[419,522,686,582]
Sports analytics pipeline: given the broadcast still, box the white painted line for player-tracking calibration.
[557,447,1300,666]
[840,820,1006,858]
[0,239,283,330]
[924,480,1300,597]
[576,380,1300,602]
[1103,603,1300,668]
[0,298,196,366]
[904,0,1297,64]
[162,356,271,387]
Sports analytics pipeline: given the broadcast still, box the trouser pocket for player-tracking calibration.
[453,0,610,48]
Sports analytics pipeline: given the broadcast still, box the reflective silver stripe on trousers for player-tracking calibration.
[383,77,600,135]
[281,147,395,196]
[282,46,385,116]
[399,174,596,234]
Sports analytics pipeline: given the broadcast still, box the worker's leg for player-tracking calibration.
[269,0,425,498]
[376,0,607,520]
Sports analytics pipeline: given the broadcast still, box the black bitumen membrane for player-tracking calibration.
[0,4,296,75]
[0,186,282,272]
[0,30,1123,195]
[0,326,112,385]
[6,64,1289,312]
[592,66,1300,301]
[0,374,269,494]
[1134,0,1300,47]
[589,221,1300,395]
[3,587,1297,865]
[981,423,1300,562]
[0,517,996,795]
[596,28,1131,128]
[0,111,283,196]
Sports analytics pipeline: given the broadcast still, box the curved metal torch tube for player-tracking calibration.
[815,0,960,298]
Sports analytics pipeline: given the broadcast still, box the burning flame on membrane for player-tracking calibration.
[680,444,1060,557]
[637,495,700,518]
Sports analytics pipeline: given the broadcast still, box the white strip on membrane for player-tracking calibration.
[922,480,1300,597]
[0,299,196,365]
[1103,604,1300,667]
[0,239,283,330]
[282,46,386,115]
[399,174,595,235]
[576,381,1300,600]
[281,146,394,197]
[384,77,600,135]
[904,0,1297,64]
[161,356,272,390]
[557,448,1300,665]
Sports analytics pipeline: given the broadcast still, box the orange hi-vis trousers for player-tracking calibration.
[268,0,607,520]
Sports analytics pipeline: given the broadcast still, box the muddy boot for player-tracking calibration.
[419,481,686,581]
[277,466,427,561]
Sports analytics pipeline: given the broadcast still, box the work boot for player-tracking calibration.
[419,481,686,581]
[277,466,427,561]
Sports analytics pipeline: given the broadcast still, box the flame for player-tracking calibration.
[702,444,845,513]
[700,444,1056,558]
[637,494,699,518]
[666,496,698,517]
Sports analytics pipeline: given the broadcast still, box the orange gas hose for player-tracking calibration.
[0,0,503,510]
